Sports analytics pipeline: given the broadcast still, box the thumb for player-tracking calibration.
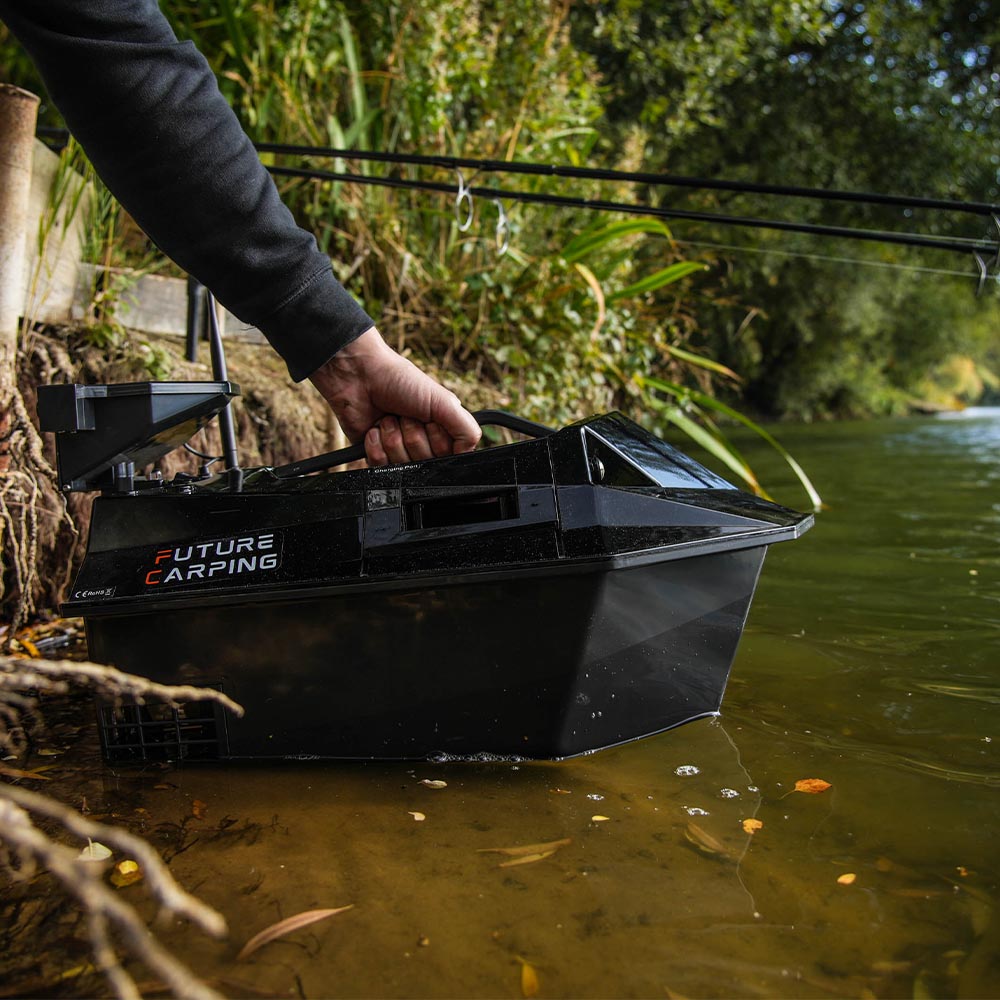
[430,390,481,453]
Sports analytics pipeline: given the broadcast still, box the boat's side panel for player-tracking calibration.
[87,548,765,761]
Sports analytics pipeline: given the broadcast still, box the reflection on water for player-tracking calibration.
[22,411,1000,996]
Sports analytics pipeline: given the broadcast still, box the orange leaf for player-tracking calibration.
[742,818,763,834]
[190,799,208,820]
[237,906,353,961]
[794,778,831,794]
[837,873,857,885]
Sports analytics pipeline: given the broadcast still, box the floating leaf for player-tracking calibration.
[236,905,354,961]
[417,935,430,947]
[479,838,571,858]
[742,818,763,835]
[408,811,426,822]
[518,957,540,998]
[419,779,447,789]
[591,815,610,822]
[837,873,857,885]
[191,799,208,820]
[794,778,832,795]
[549,788,571,795]
[111,860,143,888]
[78,841,112,862]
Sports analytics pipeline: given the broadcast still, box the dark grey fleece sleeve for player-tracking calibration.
[0,0,374,381]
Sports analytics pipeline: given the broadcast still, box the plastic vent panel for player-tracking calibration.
[97,692,227,763]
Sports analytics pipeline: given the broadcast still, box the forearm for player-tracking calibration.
[0,0,372,380]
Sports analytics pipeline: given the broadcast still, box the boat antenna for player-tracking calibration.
[204,289,243,491]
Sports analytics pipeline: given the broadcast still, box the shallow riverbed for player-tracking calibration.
[14,409,1000,998]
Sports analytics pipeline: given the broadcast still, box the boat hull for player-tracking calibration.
[90,546,765,762]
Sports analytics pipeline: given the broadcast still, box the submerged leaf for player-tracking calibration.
[498,850,557,868]
[0,764,51,781]
[518,957,540,998]
[794,778,832,795]
[479,838,571,857]
[684,824,732,858]
[237,905,354,960]
[190,799,208,820]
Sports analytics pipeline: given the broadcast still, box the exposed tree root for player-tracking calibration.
[0,653,244,998]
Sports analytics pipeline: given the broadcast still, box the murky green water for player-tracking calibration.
[32,410,1000,997]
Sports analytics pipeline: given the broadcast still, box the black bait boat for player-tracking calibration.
[38,378,813,763]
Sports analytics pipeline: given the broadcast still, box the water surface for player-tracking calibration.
[54,411,1000,996]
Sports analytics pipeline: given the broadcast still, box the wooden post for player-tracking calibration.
[0,84,39,473]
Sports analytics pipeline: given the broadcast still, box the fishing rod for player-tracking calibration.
[257,142,1000,219]
[266,163,1000,287]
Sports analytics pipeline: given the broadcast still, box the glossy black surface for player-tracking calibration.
[62,411,812,761]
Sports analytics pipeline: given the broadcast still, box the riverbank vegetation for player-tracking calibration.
[2,0,995,434]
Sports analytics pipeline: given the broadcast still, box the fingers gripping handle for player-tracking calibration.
[272,410,555,479]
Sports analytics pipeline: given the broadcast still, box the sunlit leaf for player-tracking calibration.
[837,873,857,885]
[408,811,426,822]
[18,638,41,658]
[794,778,832,794]
[562,219,673,263]
[111,860,143,888]
[518,957,540,998]
[608,261,707,303]
[78,841,112,862]
[236,905,354,961]
[682,389,824,510]
[478,838,571,857]
[663,343,742,382]
[742,818,763,835]
[419,779,447,789]
[591,815,610,822]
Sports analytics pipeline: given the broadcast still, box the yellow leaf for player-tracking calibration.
[794,778,832,794]
[837,873,857,885]
[111,860,143,888]
[419,779,447,789]
[408,811,426,822]
[498,850,556,868]
[591,815,610,822]
[237,905,354,961]
[549,788,571,795]
[0,764,51,781]
[742,818,763,835]
[478,838,571,857]
[518,958,539,998]
[18,638,41,658]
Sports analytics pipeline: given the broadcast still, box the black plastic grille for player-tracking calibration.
[97,693,226,763]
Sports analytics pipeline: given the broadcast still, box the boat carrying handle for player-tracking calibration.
[272,409,554,479]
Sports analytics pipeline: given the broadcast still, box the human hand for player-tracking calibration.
[308,326,482,466]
